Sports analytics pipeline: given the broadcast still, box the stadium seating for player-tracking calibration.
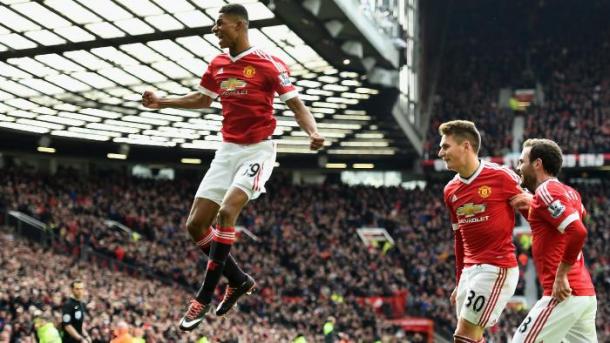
[2,167,607,341]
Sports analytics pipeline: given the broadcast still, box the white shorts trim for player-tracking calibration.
[511,296,597,343]
[195,140,276,205]
[455,264,519,328]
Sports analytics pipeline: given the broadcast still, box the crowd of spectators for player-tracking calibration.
[1,168,403,342]
[424,0,610,158]
[0,233,311,343]
[1,166,608,342]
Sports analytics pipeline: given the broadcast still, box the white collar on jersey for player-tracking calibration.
[228,46,257,62]
[459,159,485,184]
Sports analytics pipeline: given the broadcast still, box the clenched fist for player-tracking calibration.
[309,132,325,151]
[142,90,161,109]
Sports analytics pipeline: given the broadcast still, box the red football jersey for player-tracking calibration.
[444,161,523,278]
[528,179,595,296]
[199,47,298,144]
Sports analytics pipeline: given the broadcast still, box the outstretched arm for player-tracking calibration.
[142,91,212,109]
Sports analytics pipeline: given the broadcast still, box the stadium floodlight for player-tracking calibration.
[353,163,375,169]
[107,153,127,160]
[37,146,56,153]
[325,163,347,169]
[180,158,201,165]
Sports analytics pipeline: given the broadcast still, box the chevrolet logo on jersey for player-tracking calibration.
[220,78,247,91]
[456,203,487,217]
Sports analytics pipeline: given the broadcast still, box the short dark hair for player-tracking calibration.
[523,138,563,176]
[219,4,249,24]
[438,120,481,154]
[71,280,83,288]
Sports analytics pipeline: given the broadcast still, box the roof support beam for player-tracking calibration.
[0,18,280,60]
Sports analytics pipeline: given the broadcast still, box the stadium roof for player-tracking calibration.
[0,0,414,169]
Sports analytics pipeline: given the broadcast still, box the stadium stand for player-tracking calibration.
[425,0,610,158]
[2,167,607,341]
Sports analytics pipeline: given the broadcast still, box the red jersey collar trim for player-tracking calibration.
[459,160,485,184]
[228,46,256,62]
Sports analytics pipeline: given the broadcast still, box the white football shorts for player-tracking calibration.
[456,264,519,328]
[511,295,597,343]
[195,140,277,205]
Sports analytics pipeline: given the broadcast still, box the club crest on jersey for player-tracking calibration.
[243,65,256,78]
[278,72,291,86]
[547,199,566,218]
[220,78,247,91]
[478,185,492,198]
[456,203,486,217]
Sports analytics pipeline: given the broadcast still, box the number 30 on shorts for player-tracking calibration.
[243,163,261,177]
[466,290,486,312]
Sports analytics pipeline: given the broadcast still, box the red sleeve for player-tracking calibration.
[198,63,219,98]
[562,219,587,265]
[444,190,462,283]
[454,229,464,283]
[535,183,581,233]
[270,56,298,102]
[501,166,525,199]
